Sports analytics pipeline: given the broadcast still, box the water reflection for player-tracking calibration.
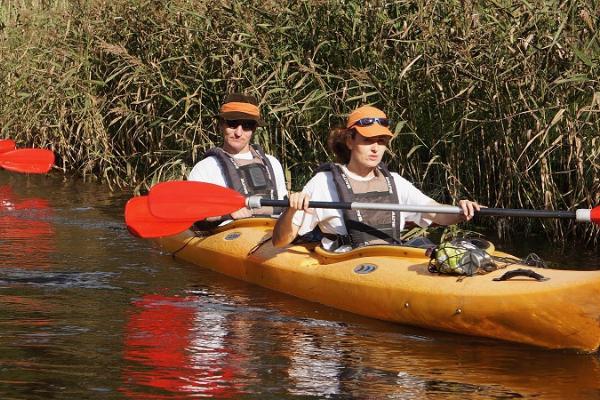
[0,184,58,393]
[121,294,247,398]
[286,328,345,397]
[1,173,600,399]
[0,185,54,269]
[117,275,600,399]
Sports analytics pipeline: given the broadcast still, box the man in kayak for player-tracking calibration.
[188,93,288,223]
[272,105,480,252]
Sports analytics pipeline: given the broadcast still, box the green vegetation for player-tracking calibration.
[0,0,598,243]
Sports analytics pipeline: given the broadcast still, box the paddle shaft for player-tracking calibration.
[143,181,599,225]
[249,198,584,221]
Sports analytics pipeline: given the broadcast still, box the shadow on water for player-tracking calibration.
[1,171,600,399]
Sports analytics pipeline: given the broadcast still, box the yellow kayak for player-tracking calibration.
[152,218,600,352]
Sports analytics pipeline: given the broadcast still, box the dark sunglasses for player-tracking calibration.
[352,117,390,127]
[224,119,258,130]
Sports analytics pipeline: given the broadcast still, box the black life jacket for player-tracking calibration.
[204,144,280,203]
[193,145,281,231]
[317,163,402,248]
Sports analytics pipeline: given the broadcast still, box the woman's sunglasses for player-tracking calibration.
[352,117,390,127]
[224,119,258,130]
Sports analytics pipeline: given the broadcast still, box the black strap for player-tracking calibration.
[251,144,280,201]
[493,268,549,282]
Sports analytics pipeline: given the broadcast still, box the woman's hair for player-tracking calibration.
[327,127,355,164]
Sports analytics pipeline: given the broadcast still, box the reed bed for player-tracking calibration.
[0,0,598,244]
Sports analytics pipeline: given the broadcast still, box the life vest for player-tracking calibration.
[318,163,402,248]
[202,144,280,218]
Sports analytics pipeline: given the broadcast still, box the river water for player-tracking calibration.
[1,171,599,399]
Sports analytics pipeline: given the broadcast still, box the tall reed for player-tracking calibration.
[0,0,598,244]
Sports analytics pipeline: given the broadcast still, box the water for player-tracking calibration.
[1,171,599,399]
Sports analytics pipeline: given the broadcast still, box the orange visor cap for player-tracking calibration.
[346,105,394,137]
[218,93,264,125]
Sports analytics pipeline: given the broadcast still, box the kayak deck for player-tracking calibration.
[153,218,600,352]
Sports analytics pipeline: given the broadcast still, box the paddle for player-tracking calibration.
[122,180,600,238]
[125,196,195,238]
[148,181,600,223]
[0,149,55,174]
[0,139,16,153]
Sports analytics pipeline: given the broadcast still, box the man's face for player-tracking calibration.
[220,119,257,154]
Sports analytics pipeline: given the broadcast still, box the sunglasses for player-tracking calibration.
[352,117,390,127]
[224,119,258,130]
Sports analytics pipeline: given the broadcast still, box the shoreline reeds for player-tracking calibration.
[0,0,598,244]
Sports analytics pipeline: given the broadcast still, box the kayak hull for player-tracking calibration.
[153,218,600,352]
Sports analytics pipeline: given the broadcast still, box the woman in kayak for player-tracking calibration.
[272,105,480,252]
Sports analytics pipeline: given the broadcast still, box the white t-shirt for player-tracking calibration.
[292,166,436,251]
[188,151,288,199]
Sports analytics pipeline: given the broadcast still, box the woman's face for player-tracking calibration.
[346,133,390,169]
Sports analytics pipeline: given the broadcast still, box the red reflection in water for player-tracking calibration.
[121,295,244,399]
[0,185,54,269]
[0,185,55,335]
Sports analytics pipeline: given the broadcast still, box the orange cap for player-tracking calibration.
[346,105,393,137]
[220,102,260,118]
[218,93,264,125]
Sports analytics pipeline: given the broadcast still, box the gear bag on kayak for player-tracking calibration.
[428,239,498,276]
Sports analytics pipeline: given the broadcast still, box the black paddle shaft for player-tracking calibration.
[476,208,576,219]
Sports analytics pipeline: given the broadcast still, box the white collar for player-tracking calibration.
[224,150,253,159]
[341,164,376,181]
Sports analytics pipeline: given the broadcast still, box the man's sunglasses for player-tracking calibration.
[352,117,390,127]
[224,119,258,130]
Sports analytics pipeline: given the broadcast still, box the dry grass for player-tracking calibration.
[0,0,598,243]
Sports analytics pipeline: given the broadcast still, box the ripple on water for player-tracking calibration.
[0,270,120,290]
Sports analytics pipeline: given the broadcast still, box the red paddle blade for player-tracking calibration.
[125,196,194,238]
[148,181,246,221]
[0,149,55,174]
[0,139,16,153]
[592,206,600,225]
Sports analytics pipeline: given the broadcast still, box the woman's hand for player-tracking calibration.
[457,200,482,221]
[272,192,311,248]
[287,191,312,212]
